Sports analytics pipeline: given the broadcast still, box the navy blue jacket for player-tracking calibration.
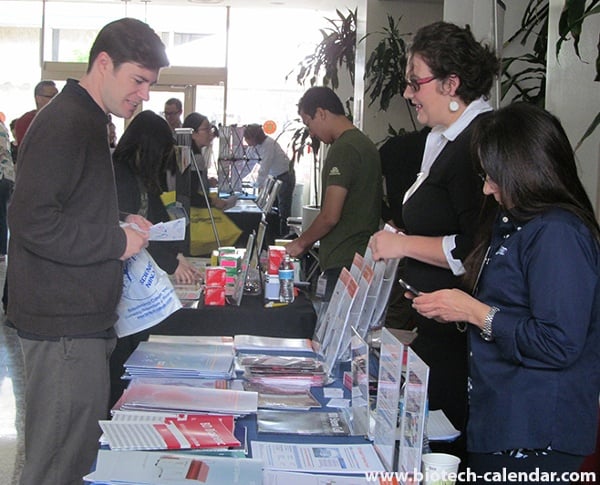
[468,208,600,455]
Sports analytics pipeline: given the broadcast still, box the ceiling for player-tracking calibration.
[27,0,360,9]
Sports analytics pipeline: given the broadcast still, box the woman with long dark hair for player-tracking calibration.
[410,102,600,480]
[113,110,199,284]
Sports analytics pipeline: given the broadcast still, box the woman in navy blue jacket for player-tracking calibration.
[410,102,600,480]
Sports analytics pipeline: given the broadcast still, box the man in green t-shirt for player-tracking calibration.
[286,86,382,300]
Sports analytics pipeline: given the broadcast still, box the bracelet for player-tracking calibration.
[480,306,499,342]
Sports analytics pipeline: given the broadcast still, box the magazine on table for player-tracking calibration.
[243,381,321,410]
[112,380,258,416]
[99,413,240,451]
[85,449,263,485]
[251,441,385,475]
[233,334,316,353]
[123,340,235,380]
[257,409,352,436]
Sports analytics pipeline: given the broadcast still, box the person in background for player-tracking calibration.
[113,110,199,284]
[164,97,182,132]
[183,112,236,210]
[7,18,168,485]
[244,123,295,237]
[14,80,58,145]
[286,86,382,301]
[410,102,600,480]
[0,117,15,261]
[368,21,500,463]
[9,119,18,161]
[378,126,430,330]
[107,113,117,150]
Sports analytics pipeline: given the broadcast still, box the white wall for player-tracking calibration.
[546,0,600,215]
[358,0,443,144]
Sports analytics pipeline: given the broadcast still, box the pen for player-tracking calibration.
[264,301,289,308]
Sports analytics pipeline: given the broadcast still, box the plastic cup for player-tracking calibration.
[421,453,461,485]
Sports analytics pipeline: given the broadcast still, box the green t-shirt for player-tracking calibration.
[319,128,382,270]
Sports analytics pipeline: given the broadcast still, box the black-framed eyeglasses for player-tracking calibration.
[406,75,436,92]
[164,111,180,116]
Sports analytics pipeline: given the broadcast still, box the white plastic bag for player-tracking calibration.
[114,249,182,338]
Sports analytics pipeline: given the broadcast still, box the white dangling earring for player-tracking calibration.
[449,99,460,112]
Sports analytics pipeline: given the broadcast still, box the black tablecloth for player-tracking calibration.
[109,292,317,407]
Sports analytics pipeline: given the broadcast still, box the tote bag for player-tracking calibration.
[115,249,182,337]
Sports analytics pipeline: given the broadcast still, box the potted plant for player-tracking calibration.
[501,0,599,148]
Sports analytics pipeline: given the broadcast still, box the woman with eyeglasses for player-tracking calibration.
[113,110,199,285]
[183,112,236,210]
[409,102,600,479]
[369,21,500,463]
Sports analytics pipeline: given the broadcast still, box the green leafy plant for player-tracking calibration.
[363,14,416,137]
[557,0,599,148]
[287,8,357,90]
[502,0,599,148]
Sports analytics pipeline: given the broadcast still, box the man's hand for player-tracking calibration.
[286,237,308,258]
[120,225,149,261]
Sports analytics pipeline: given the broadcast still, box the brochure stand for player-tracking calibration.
[372,328,404,472]
[217,125,259,196]
[397,347,429,476]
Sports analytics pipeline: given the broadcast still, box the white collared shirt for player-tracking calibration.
[403,97,493,275]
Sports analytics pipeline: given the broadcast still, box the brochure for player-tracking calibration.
[251,441,385,475]
[85,450,263,484]
[124,341,235,380]
[243,382,321,410]
[113,380,258,416]
[99,413,240,451]
[234,334,315,353]
[257,409,351,436]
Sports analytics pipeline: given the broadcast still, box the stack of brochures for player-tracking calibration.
[85,450,263,485]
[112,379,258,417]
[123,340,235,380]
[99,411,241,451]
[238,354,328,387]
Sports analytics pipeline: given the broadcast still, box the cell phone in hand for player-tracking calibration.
[398,278,421,296]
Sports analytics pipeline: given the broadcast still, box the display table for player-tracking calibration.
[109,292,317,407]
[225,199,281,246]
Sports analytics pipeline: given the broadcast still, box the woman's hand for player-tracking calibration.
[369,230,406,260]
[411,288,490,329]
[173,254,200,285]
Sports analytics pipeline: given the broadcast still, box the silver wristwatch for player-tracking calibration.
[481,306,499,341]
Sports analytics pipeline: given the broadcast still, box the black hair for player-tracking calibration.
[87,18,169,73]
[244,124,266,144]
[463,102,600,289]
[409,21,500,104]
[34,80,57,96]
[112,110,175,195]
[297,86,345,118]
[165,98,182,112]
[183,112,210,153]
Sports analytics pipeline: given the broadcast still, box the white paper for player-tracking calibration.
[426,409,461,442]
[148,218,186,241]
[251,441,384,474]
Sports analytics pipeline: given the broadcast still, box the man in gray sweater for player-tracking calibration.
[7,18,168,485]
